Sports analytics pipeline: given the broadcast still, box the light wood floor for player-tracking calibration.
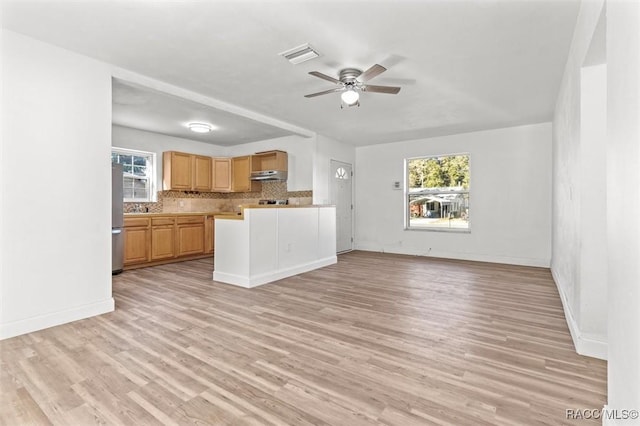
[1,251,606,425]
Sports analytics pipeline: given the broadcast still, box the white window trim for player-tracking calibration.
[112,147,157,203]
[404,153,471,233]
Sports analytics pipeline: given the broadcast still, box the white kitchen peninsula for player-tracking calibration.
[213,205,337,288]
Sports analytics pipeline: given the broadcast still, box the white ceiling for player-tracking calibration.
[112,78,293,145]
[2,1,580,147]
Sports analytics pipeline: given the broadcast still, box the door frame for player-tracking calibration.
[329,159,354,253]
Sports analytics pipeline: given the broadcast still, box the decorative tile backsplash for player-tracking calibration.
[123,181,313,213]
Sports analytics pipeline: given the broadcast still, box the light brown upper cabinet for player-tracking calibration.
[192,155,212,191]
[163,151,192,190]
[251,150,288,172]
[163,151,212,191]
[212,157,232,192]
[232,155,261,192]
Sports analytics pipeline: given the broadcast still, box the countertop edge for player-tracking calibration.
[215,204,335,221]
[124,211,222,217]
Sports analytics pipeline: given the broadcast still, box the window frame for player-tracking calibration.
[111,147,156,203]
[404,153,471,233]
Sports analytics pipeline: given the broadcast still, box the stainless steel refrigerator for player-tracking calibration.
[112,163,124,274]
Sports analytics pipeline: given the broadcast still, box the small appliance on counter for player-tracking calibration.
[258,199,289,205]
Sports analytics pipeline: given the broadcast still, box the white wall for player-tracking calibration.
[553,0,640,418]
[355,123,552,267]
[1,30,114,339]
[0,25,4,325]
[112,125,227,192]
[313,134,356,205]
[225,135,315,191]
[606,0,640,421]
[580,64,607,341]
[551,0,608,360]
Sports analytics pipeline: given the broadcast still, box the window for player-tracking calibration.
[405,154,470,231]
[111,147,156,202]
[335,166,349,180]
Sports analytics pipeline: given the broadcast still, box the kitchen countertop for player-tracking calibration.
[124,211,236,217]
[124,205,332,220]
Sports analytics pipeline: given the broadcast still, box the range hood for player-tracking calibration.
[250,170,288,182]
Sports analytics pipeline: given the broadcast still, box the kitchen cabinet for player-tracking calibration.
[192,155,212,191]
[232,155,261,192]
[123,217,150,265]
[176,216,205,257]
[251,150,288,172]
[205,215,215,254]
[212,157,231,192]
[151,217,175,261]
[163,151,192,190]
[163,151,212,191]
[124,213,212,270]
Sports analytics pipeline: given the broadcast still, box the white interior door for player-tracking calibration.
[330,160,353,253]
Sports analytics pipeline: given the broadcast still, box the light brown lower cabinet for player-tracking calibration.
[177,216,205,257]
[123,214,210,270]
[204,215,215,254]
[150,217,175,260]
[124,217,151,266]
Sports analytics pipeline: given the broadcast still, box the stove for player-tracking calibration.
[258,199,288,205]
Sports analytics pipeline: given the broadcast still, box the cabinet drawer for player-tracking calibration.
[152,217,175,226]
[124,217,150,228]
[177,216,205,225]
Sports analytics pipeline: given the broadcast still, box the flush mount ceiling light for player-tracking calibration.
[187,122,213,133]
[279,43,320,65]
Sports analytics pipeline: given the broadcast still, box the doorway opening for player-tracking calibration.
[330,160,353,253]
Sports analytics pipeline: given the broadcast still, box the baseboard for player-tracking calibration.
[214,256,338,288]
[353,243,550,268]
[0,298,115,340]
[551,269,608,360]
[213,271,251,288]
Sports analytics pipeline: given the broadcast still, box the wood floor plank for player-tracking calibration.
[0,251,607,425]
[0,387,53,426]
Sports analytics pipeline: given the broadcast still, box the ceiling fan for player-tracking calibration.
[304,64,401,107]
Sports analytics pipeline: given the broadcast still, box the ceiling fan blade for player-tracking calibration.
[359,64,387,82]
[308,71,341,84]
[304,87,344,98]
[363,84,401,94]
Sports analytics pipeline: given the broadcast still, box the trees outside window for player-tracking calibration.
[406,154,470,231]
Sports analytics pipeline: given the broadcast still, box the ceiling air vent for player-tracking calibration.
[279,43,320,65]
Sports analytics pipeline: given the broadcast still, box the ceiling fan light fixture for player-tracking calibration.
[341,89,360,105]
[304,64,400,106]
[187,122,213,133]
